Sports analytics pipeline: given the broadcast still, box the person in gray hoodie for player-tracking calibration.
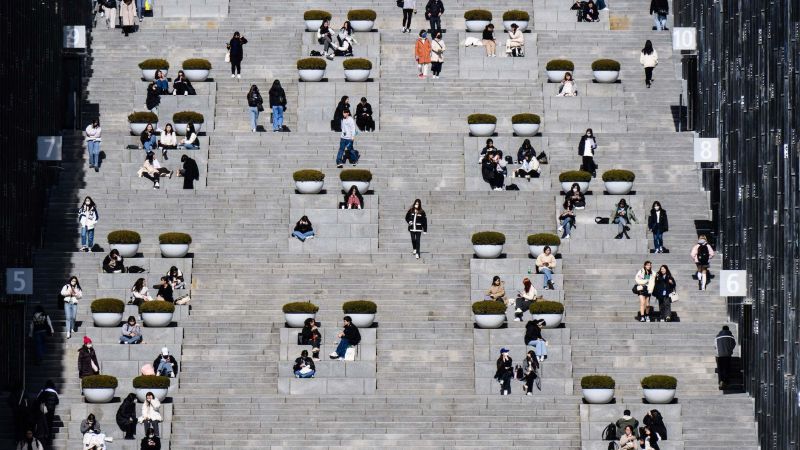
[715,325,736,388]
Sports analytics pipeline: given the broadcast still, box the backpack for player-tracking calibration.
[537,151,549,164]
[697,243,710,265]
[602,422,617,440]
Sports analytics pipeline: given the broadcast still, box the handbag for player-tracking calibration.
[669,292,679,302]
[537,151,548,164]
[632,285,645,295]
[224,51,230,63]
[256,103,264,112]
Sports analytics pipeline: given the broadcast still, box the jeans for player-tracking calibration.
[334,337,351,358]
[272,106,283,131]
[143,135,158,151]
[81,226,95,248]
[119,334,142,344]
[181,142,198,150]
[428,16,441,33]
[613,216,628,235]
[136,0,144,17]
[652,229,664,250]
[157,360,174,376]
[528,339,547,358]
[33,330,47,361]
[292,230,315,241]
[64,302,77,333]
[336,138,354,164]
[294,369,315,378]
[410,231,422,254]
[539,267,553,287]
[560,217,573,237]
[654,13,667,30]
[402,9,413,29]
[87,140,101,167]
[248,106,259,130]
[644,67,654,86]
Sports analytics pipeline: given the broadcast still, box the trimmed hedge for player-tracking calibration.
[173,111,205,124]
[128,111,158,123]
[139,301,175,314]
[512,113,541,124]
[502,10,530,21]
[592,59,621,71]
[343,58,372,70]
[343,300,377,314]
[471,231,506,246]
[293,169,325,182]
[108,230,141,244]
[303,10,331,20]
[340,169,373,182]
[138,59,169,70]
[467,114,497,124]
[297,58,327,70]
[91,298,125,314]
[182,58,212,70]
[530,300,565,314]
[159,232,192,245]
[546,59,575,71]
[472,300,507,315]
[347,9,377,21]
[283,302,319,314]
[559,170,592,182]
[641,375,678,389]
[602,169,636,182]
[464,9,492,21]
[82,375,119,389]
[581,375,616,389]
[527,233,561,246]
[133,375,171,389]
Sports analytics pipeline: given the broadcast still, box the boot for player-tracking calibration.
[547,281,555,290]
[623,230,631,239]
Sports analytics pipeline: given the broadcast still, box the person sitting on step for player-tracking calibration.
[643,409,667,440]
[514,152,540,180]
[355,97,375,132]
[340,185,364,209]
[522,349,540,395]
[514,277,538,321]
[616,410,640,438]
[178,123,199,149]
[102,249,125,273]
[525,318,548,361]
[582,0,600,22]
[172,70,195,96]
[153,347,178,377]
[293,350,316,378]
[557,72,577,96]
[81,413,108,449]
[481,151,506,191]
[292,216,315,242]
[140,428,161,450]
[485,275,507,305]
[619,425,638,450]
[329,316,361,360]
[155,276,174,302]
[166,266,185,290]
[158,123,177,161]
[479,138,502,163]
[517,139,536,163]
[494,348,514,395]
[504,23,524,56]
[119,316,143,344]
[301,318,322,360]
[610,198,638,239]
[137,151,173,190]
[536,246,557,290]
[566,183,586,209]
[317,19,336,60]
[333,29,355,57]
[140,123,158,151]
[154,70,170,95]
[639,426,660,450]
[130,278,153,306]
[138,392,162,438]
[558,198,576,240]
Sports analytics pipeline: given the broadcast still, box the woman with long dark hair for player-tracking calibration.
[577,128,597,177]
[517,139,536,163]
[179,123,199,149]
[130,277,152,305]
[172,70,194,96]
[514,277,537,321]
[567,183,586,209]
[246,84,263,132]
[558,198,576,239]
[405,199,427,259]
[331,96,349,132]
[85,118,102,171]
[78,196,99,252]
[640,40,658,87]
[292,216,315,242]
[523,349,540,395]
[268,80,287,132]
[138,151,172,189]
[341,185,364,210]
[141,123,158,151]
[648,200,669,253]
[60,276,82,338]
[610,198,637,239]
[653,265,676,322]
[634,260,655,321]
[159,123,177,160]
[227,31,248,78]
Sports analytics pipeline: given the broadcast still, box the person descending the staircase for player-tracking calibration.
[494,348,513,395]
[85,118,102,172]
[401,0,415,33]
[335,109,358,168]
[577,128,597,177]
[77,336,100,378]
[227,31,248,78]
[405,199,427,259]
[415,30,432,79]
[610,198,637,239]
[653,265,676,322]
[647,201,669,253]
[640,40,659,88]
[430,32,445,78]
[120,0,136,36]
[690,234,715,290]
[78,196,99,252]
[61,276,83,338]
[634,261,656,321]
[424,0,444,34]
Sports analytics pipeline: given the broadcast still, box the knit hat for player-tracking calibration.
[500,348,509,354]
[161,347,169,356]
[83,336,92,345]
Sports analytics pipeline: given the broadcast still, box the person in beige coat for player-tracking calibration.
[120,0,136,36]
[137,151,172,189]
[535,246,557,290]
[634,260,656,321]
[485,276,506,304]
[640,40,658,87]
[430,32,446,79]
[139,392,163,437]
[504,23,524,56]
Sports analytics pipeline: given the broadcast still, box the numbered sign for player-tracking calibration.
[37,136,62,161]
[694,137,720,162]
[63,26,87,49]
[720,270,747,297]
[6,268,33,295]
[672,27,697,51]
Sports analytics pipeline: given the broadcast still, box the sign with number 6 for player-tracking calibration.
[720,270,747,297]
[6,268,33,295]
[694,137,720,163]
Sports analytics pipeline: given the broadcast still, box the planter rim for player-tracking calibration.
[474,314,506,329]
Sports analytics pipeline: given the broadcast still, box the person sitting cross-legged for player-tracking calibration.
[292,216,315,242]
[329,316,361,360]
[293,350,316,378]
[119,316,143,344]
[153,347,179,378]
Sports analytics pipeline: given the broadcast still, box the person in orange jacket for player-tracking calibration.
[414,30,432,79]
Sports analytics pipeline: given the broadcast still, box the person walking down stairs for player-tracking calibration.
[401,0,415,33]
[61,276,83,339]
[405,199,427,259]
[715,325,736,388]
[227,31,248,79]
[78,196,99,252]
[84,118,102,172]
[415,30,432,79]
[430,32,445,79]
[120,0,136,36]
[494,348,513,395]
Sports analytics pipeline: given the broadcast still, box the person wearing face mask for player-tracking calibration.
[647,201,669,253]
[610,198,637,239]
[566,183,586,209]
[81,413,108,448]
[78,336,100,378]
[138,392,162,437]
[78,196,99,252]
[690,234,716,290]
[16,429,44,450]
[60,276,83,338]
[415,30,432,79]
[494,348,514,395]
[405,199,427,259]
[577,128,598,177]
[120,316,143,344]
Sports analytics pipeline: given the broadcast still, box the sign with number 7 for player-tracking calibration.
[37,136,62,161]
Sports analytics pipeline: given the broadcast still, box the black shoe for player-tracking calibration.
[336,164,343,168]
[663,27,669,30]
[623,231,630,239]
[614,234,623,239]
[652,26,657,30]
[94,166,99,172]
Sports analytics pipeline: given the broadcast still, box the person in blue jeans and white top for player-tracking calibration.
[336,109,358,168]
[85,118,102,172]
[60,276,83,339]
[78,196,99,252]
[329,316,361,360]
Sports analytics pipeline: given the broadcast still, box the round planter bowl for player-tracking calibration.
[560,181,590,193]
[174,122,203,136]
[110,243,139,258]
[474,314,506,329]
[582,388,614,404]
[531,313,563,328]
[528,245,559,258]
[83,388,115,404]
[141,69,168,81]
[349,20,374,32]
[465,20,491,32]
[130,123,149,135]
[546,70,569,83]
[92,312,123,328]
[298,69,325,82]
[341,181,370,194]
[136,388,168,403]
[344,69,371,82]
[604,181,633,195]
[142,312,173,327]
[503,20,529,32]
[593,70,620,83]
[473,244,503,259]
[295,180,324,194]
[285,313,315,328]
[469,123,496,137]
[182,69,209,82]
[348,313,375,328]
[643,388,676,404]
[160,244,190,258]
[512,123,540,136]
[305,19,323,32]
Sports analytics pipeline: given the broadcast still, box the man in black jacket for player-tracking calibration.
[715,325,736,388]
[425,0,445,34]
[329,316,361,360]
[649,0,669,30]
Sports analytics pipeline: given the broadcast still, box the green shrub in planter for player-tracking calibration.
[558,170,592,182]
[471,231,506,245]
[347,9,377,21]
[340,169,373,182]
[546,59,575,71]
[467,114,497,124]
[303,10,332,20]
[293,169,325,182]
[282,302,320,314]
[602,169,636,182]
[297,58,327,70]
[138,59,169,70]
[139,301,176,314]
[581,375,616,389]
[512,113,541,124]
[527,233,561,246]
[82,375,119,389]
[641,375,678,389]
[159,232,192,244]
[343,300,377,314]
[343,58,373,70]
[472,300,507,315]
[128,112,158,123]
[182,58,212,70]
[133,375,171,389]
[173,111,205,124]
[592,59,621,71]
[503,10,530,21]
[464,9,492,20]
[91,298,126,314]
[107,230,141,244]
[530,300,565,314]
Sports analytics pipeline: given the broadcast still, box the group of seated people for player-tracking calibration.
[292,316,363,378]
[477,23,525,57]
[150,70,196,96]
[571,0,600,22]
[480,139,547,190]
[128,273,187,305]
[332,96,376,132]
[493,344,541,395]
[140,122,199,159]
[316,20,357,59]
[615,409,668,449]
[81,398,163,447]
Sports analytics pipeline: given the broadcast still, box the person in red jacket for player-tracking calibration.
[414,30,432,79]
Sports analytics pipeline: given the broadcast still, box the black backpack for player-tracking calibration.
[697,243,710,265]
[602,423,617,440]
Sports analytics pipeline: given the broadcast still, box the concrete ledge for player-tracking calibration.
[278,377,376,395]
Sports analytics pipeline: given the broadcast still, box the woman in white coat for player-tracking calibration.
[139,391,163,437]
[640,40,658,87]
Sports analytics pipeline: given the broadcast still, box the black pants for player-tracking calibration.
[121,420,136,438]
[515,297,533,319]
[524,371,537,393]
[644,67,654,85]
[428,16,441,33]
[410,231,422,254]
[516,169,540,178]
[230,59,242,75]
[581,156,596,175]
[356,116,375,132]
[431,61,443,75]
[716,356,732,384]
[142,172,160,185]
[123,25,134,36]
[402,9,413,28]
[498,372,512,394]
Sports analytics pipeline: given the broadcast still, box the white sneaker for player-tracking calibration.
[66,331,71,339]
[237,74,241,79]
[515,308,522,313]
[514,318,521,322]
[231,74,236,78]
[563,235,570,240]
[557,226,564,234]
[526,392,532,396]
[329,352,338,358]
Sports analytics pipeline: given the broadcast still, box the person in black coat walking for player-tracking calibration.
[649,0,669,30]
[577,128,597,177]
[647,201,669,253]
[715,325,736,388]
[178,155,199,189]
[494,348,513,395]
[653,265,675,322]
[268,80,287,132]
[116,393,137,439]
[424,0,444,34]
[355,97,375,132]
[405,199,427,259]
[227,31,248,78]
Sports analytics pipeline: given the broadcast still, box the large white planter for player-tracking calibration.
[349,20,374,32]
[160,244,190,258]
[643,388,676,404]
[604,181,633,195]
[299,69,326,82]
[295,180,324,194]
[528,245,559,258]
[129,123,149,135]
[83,388,115,404]
[465,20,491,32]
[142,312,173,327]
[136,388,168,403]
[174,122,203,136]
[469,123,496,137]
[182,69,209,82]
[560,181,590,193]
[582,388,614,404]
[531,313,563,328]
[593,70,620,83]
[92,312,123,328]
[110,243,139,257]
[344,69,371,82]
[348,313,375,328]
[503,20,529,32]
[141,69,168,81]
[474,314,506,329]
[304,19,323,32]
[512,123,540,136]
[285,313,315,328]
[341,181,370,194]
[473,244,503,259]
[546,70,569,82]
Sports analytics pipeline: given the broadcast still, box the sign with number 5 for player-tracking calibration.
[720,270,747,297]
[6,268,33,295]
